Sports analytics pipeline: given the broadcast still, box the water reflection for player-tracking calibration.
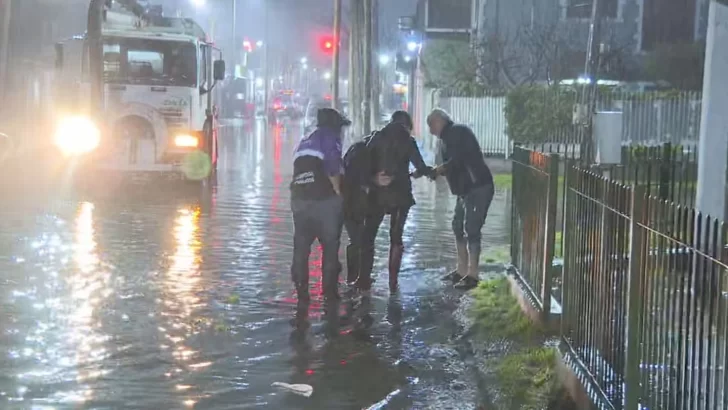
[63,202,112,403]
[159,207,208,407]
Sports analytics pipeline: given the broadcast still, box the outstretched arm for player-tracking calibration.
[409,138,433,178]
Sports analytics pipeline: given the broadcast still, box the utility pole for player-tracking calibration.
[232,0,237,68]
[332,0,342,110]
[0,0,12,102]
[263,1,270,118]
[580,0,604,164]
[371,0,380,127]
[696,0,728,220]
[363,0,372,134]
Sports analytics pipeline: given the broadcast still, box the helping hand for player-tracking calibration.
[374,172,393,187]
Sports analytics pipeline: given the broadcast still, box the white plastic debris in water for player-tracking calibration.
[271,382,313,398]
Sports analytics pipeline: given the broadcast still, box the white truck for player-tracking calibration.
[52,2,225,184]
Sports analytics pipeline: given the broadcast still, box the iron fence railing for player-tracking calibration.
[558,164,728,410]
[510,146,559,321]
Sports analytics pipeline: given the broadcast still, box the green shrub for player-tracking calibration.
[504,86,577,143]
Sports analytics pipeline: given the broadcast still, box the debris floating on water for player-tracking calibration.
[271,382,313,397]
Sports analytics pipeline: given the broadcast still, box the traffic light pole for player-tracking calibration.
[263,0,270,119]
[363,0,372,134]
[331,0,342,110]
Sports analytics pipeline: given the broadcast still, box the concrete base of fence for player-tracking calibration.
[554,350,600,410]
[506,271,600,410]
[505,272,561,334]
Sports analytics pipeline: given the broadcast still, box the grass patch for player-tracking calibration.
[493,173,513,189]
[470,277,539,341]
[470,277,563,409]
[496,348,559,410]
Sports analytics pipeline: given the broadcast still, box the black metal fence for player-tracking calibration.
[557,164,728,410]
[510,146,559,321]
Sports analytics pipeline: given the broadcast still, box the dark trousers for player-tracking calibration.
[291,195,343,297]
[452,184,494,246]
[355,207,410,290]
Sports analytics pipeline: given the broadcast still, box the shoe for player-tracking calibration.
[388,244,404,293]
[442,240,468,282]
[454,275,480,290]
[346,244,360,284]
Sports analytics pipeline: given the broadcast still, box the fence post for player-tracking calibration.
[659,142,671,201]
[541,153,559,322]
[625,185,646,410]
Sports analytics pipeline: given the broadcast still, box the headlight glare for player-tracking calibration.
[54,116,101,156]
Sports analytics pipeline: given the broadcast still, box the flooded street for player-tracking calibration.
[0,120,510,409]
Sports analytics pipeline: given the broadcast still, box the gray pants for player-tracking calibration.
[452,184,495,245]
[291,195,343,295]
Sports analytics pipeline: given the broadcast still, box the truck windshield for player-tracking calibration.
[103,37,197,87]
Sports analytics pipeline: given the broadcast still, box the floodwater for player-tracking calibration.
[0,120,510,409]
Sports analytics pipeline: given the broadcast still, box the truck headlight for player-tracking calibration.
[54,116,101,156]
[174,134,199,148]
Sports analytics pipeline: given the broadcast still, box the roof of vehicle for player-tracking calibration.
[102,7,206,42]
[102,29,199,43]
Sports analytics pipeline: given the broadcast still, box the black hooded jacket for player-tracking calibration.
[366,122,432,210]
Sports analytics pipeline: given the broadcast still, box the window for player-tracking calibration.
[566,0,618,19]
[102,37,197,87]
[199,45,210,87]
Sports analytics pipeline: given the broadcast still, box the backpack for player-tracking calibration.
[342,136,373,220]
[343,136,372,186]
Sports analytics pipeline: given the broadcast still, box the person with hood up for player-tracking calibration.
[356,110,434,293]
[290,108,351,301]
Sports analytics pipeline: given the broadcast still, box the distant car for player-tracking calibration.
[222,77,255,119]
[268,93,303,120]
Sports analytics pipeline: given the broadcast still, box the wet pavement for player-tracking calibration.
[0,119,510,409]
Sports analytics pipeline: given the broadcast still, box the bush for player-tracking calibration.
[504,86,577,143]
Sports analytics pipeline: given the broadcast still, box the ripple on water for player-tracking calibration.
[0,122,511,408]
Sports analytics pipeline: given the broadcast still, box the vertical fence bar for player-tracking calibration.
[542,153,559,321]
[625,185,646,410]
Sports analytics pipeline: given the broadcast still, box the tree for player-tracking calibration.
[645,41,705,91]
[420,38,481,93]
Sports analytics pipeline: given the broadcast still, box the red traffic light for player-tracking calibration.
[243,39,253,52]
[319,36,335,53]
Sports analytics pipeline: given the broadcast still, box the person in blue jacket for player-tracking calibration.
[427,108,495,290]
[290,108,350,301]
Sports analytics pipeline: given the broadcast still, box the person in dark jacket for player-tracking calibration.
[427,108,495,290]
[290,108,350,301]
[357,111,433,293]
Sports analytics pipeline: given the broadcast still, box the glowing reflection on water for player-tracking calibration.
[159,207,207,407]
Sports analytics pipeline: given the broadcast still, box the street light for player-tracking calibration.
[300,57,308,64]
[302,64,308,70]
[323,71,331,80]
[256,40,263,48]
[191,0,205,7]
[379,54,390,65]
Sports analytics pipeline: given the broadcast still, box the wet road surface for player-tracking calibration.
[0,120,510,409]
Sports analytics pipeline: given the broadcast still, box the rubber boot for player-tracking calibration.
[388,244,404,293]
[346,244,360,285]
[443,239,468,282]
